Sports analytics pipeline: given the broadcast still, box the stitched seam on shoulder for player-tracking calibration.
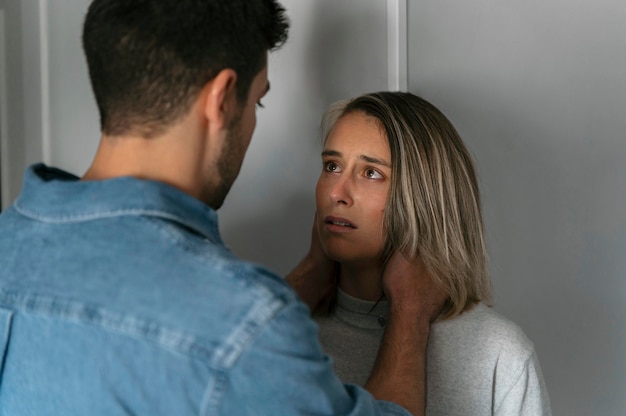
[0,290,213,361]
[493,349,535,414]
[200,369,228,415]
[13,204,188,225]
[211,290,287,370]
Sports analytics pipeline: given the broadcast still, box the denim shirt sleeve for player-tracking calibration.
[218,299,411,416]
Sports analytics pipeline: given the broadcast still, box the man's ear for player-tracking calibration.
[203,69,238,131]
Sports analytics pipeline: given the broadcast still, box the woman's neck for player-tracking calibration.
[337,262,385,301]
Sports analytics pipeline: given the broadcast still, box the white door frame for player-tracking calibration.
[387,0,408,91]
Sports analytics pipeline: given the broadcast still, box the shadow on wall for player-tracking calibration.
[221,193,315,277]
[222,0,390,277]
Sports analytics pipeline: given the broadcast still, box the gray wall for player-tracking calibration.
[0,0,25,208]
[1,1,625,414]
[220,0,389,275]
[407,1,626,415]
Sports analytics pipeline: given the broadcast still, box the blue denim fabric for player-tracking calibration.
[0,164,409,416]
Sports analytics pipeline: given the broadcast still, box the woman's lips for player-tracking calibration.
[324,216,357,231]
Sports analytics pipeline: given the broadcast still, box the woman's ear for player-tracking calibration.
[202,69,238,132]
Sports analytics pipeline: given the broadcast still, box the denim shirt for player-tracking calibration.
[0,164,409,416]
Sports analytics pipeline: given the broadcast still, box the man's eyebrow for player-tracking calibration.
[321,150,391,167]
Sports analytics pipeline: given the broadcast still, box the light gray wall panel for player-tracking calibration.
[47,0,96,175]
[1,0,26,209]
[219,0,390,274]
[408,1,626,414]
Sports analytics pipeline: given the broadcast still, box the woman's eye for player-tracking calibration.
[256,100,265,109]
[324,161,340,172]
[365,169,383,179]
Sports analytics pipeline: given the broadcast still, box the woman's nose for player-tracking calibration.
[329,176,353,206]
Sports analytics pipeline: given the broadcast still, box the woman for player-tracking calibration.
[312,92,552,415]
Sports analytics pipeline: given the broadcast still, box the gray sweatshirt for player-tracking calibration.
[315,289,552,416]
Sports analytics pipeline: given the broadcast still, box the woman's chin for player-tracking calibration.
[322,248,343,263]
[321,240,384,265]
[324,249,376,265]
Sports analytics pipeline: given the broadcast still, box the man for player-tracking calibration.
[0,1,442,414]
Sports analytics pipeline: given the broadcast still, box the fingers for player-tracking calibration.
[382,251,448,321]
[286,212,338,313]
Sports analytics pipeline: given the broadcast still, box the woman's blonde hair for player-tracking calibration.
[321,92,491,319]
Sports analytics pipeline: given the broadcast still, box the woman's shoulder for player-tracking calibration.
[433,303,535,359]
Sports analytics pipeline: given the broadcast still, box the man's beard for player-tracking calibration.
[202,111,246,209]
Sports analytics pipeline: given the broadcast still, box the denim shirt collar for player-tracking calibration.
[14,164,223,245]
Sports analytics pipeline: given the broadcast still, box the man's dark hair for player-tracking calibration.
[82,0,289,138]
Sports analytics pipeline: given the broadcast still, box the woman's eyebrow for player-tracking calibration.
[322,150,390,167]
[321,149,341,158]
[360,155,390,167]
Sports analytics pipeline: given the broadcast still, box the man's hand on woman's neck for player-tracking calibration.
[365,252,447,416]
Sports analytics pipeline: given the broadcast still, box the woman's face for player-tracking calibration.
[315,111,391,265]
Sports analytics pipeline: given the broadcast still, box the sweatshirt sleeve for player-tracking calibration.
[495,351,552,416]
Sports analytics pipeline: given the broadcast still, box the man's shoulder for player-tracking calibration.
[99,230,301,352]
[0,169,307,369]
[0,205,302,361]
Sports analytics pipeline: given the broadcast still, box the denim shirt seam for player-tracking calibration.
[210,292,286,369]
[13,203,221,246]
[0,289,215,362]
[201,288,288,414]
[140,215,221,252]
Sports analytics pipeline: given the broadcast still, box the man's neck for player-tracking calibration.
[82,113,213,203]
